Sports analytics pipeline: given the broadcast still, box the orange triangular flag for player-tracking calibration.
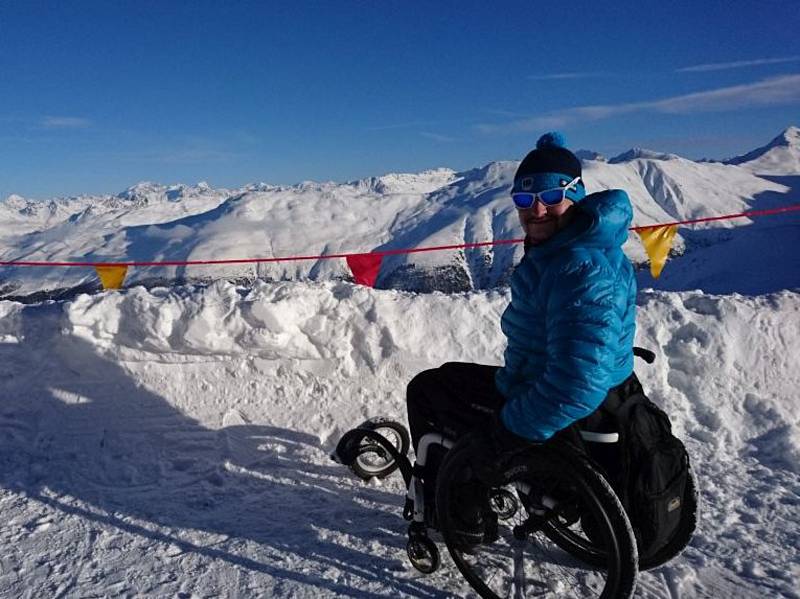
[95,265,128,290]
[346,253,383,287]
[637,225,678,278]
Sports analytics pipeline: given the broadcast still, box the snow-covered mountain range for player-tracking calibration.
[1,127,798,300]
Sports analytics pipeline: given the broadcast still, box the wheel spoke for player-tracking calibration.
[437,441,637,598]
[511,538,526,599]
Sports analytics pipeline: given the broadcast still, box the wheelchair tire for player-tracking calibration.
[543,467,698,571]
[349,418,410,480]
[436,437,638,599]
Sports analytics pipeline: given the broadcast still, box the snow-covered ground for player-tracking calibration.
[0,281,798,598]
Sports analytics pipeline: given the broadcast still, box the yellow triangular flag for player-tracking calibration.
[637,225,678,278]
[95,265,128,290]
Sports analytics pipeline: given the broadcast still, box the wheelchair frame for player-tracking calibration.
[334,420,627,576]
[332,348,696,595]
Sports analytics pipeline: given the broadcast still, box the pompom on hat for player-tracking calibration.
[512,132,586,203]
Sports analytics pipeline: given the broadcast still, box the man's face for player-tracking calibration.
[518,198,575,245]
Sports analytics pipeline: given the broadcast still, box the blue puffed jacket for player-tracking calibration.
[496,189,637,441]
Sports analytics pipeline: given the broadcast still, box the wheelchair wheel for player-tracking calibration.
[543,467,699,571]
[349,418,410,480]
[407,534,440,574]
[436,438,638,599]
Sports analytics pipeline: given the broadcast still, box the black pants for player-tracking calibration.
[406,362,643,453]
[406,362,505,452]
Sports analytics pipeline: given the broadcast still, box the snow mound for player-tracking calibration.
[52,282,800,471]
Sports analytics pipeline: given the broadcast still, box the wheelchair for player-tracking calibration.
[333,353,698,598]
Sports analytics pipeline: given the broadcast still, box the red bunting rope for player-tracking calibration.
[2,203,799,268]
[629,203,800,231]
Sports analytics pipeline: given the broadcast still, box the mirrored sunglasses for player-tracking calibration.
[511,176,581,209]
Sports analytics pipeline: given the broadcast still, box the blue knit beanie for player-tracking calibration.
[512,132,586,202]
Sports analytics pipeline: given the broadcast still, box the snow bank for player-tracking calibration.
[56,282,800,466]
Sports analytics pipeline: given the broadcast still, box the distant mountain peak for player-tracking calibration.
[346,167,459,195]
[116,180,221,204]
[770,125,800,148]
[245,182,279,192]
[608,147,680,164]
[117,181,164,199]
[575,149,606,162]
[725,125,800,173]
[4,193,27,206]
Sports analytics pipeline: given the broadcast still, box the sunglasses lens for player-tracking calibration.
[512,193,535,209]
[539,189,565,205]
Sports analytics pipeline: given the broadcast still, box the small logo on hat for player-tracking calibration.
[559,179,568,187]
[521,177,534,190]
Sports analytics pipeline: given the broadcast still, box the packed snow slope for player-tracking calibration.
[2,128,798,299]
[1,281,798,598]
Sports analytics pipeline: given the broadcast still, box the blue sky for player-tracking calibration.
[1,0,798,199]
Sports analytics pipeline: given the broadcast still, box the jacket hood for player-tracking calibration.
[532,189,632,256]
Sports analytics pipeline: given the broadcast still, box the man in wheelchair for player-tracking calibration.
[336,132,695,595]
[407,131,639,545]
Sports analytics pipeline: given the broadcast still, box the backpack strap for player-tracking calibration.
[612,393,650,507]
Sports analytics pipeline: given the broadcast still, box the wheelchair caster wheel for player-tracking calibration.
[407,536,440,574]
[489,488,518,521]
[350,418,410,481]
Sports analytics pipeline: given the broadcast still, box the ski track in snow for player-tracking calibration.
[0,281,798,598]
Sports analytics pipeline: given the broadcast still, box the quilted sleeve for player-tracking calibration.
[500,255,622,441]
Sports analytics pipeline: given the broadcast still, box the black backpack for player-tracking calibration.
[614,392,690,562]
[579,372,691,562]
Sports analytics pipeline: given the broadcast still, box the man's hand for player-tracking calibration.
[466,415,540,486]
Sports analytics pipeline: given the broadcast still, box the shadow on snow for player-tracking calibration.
[636,175,800,295]
[0,303,445,598]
